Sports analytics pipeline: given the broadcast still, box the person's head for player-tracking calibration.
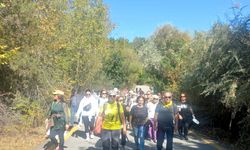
[152,95,159,104]
[136,96,145,106]
[53,90,64,101]
[71,88,76,96]
[117,96,124,104]
[145,90,152,99]
[157,92,162,98]
[163,92,172,103]
[85,89,91,97]
[180,93,187,103]
[129,90,134,96]
[113,88,119,94]
[108,90,116,102]
[100,89,107,98]
[139,90,144,96]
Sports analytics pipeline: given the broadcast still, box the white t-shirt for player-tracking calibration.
[98,97,108,107]
[147,102,158,119]
[76,95,98,118]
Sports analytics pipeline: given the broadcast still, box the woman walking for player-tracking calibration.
[76,89,98,140]
[178,93,194,140]
[129,96,148,150]
[96,90,127,150]
[147,95,159,143]
[48,90,69,150]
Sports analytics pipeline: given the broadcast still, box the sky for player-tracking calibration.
[103,0,250,41]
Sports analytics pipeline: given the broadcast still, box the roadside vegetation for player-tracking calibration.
[0,0,249,149]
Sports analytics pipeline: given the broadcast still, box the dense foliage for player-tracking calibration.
[0,0,111,126]
[132,9,250,148]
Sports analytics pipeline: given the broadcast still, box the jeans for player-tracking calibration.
[101,129,120,150]
[156,126,174,150]
[178,119,192,138]
[82,116,95,133]
[70,105,78,125]
[121,129,126,146]
[49,128,65,150]
[133,125,145,150]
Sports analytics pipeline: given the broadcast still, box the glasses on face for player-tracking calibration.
[164,96,172,99]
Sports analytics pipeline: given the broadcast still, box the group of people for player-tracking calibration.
[46,88,196,150]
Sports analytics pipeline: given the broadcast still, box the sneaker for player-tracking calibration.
[55,135,59,143]
[90,134,94,139]
[86,134,90,140]
[184,136,189,140]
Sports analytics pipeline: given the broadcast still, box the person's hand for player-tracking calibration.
[65,124,70,130]
[51,114,57,118]
[56,114,62,117]
[126,106,130,111]
[174,124,178,132]
[52,114,62,117]
[179,114,183,120]
[122,128,127,135]
[153,124,157,131]
[128,123,132,129]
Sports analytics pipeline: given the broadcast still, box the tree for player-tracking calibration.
[104,38,143,88]
[0,0,112,126]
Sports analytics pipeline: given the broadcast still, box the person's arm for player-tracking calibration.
[120,109,127,134]
[153,112,158,131]
[63,103,70,123]
[189,106,194,115]
[75,98,84,119]
[129,114,133,129]
[47,102,53,118]
[91,96,99,115]
[129,106,134,129]
[189,105,195,119]
[144,107,149,124]
[173,104,179,131]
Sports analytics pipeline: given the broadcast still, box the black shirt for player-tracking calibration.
[130,105,148,126]
[155,102,177,128]
[178,102,192,121]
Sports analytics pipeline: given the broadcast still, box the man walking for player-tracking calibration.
[154,92,178,150]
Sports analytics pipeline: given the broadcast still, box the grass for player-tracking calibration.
[0,125,46,150]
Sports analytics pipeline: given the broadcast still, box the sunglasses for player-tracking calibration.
[164,96,172,99]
